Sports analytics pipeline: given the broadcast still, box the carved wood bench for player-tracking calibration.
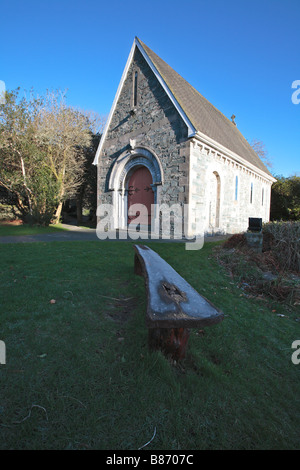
[133,244,224,360]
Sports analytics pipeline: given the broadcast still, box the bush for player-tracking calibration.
[222,233,247,249]
[262,231,275,252]
[0,203,22,222]
[216,224,300,305]
[263,221,300,273]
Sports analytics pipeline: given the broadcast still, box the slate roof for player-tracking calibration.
[137,38,272,177]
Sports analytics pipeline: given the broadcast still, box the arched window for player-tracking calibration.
[250,182,253,204]
[209,171,221,228]
[235,175,238,201]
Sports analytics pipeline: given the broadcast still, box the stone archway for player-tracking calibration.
[108,146,163,229]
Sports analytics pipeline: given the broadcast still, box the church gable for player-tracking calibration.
[97,42,190,208]
[104,46,189,152]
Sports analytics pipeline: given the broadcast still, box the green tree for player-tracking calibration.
[270,175,300,221]
[75,133,101,225]
[0,88,57,224]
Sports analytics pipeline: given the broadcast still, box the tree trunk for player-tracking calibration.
[53,201,63,224]
[53,169,65,224]
[20,157,33,215]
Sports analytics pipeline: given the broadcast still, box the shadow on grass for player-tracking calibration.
[0,222,69,237]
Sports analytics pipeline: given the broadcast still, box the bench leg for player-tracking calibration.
[148,327,190,360]
[134,254,143,276]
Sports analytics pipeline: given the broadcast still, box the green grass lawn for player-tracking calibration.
[0,240,299,450]
[0,222,69,237]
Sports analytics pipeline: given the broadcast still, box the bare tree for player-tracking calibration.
[0,88,104,225]
[35,91,101,222]
[250,139,273,170]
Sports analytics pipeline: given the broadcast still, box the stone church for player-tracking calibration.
[93,37,276,237]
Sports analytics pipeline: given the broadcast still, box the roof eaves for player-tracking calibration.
[194,130,276,182]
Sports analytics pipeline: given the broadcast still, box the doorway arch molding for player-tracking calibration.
[108,146,164,229]
[204,163,224,232]
[108,146,164,191]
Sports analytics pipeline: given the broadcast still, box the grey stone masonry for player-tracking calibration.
[98,47,189,207]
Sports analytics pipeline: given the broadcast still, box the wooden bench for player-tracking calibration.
[133,244,224,360]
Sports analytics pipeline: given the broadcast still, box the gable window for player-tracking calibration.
[133,71,138,108]
[250,182,253,204]
[235,175,238,201]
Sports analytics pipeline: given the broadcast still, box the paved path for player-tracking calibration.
[0,224,230,244]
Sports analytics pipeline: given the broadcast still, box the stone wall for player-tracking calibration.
[189,140,272,235]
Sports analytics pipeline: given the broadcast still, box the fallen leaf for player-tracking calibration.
[50,299,56,304]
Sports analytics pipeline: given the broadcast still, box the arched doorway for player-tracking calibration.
[209,171,221,229]
[108,146,163,230]
[127,166,154,227]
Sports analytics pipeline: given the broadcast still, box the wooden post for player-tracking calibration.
[134,254,143,276]
[148,327,190,360]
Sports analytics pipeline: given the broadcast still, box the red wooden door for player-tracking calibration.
[127,167,154,226]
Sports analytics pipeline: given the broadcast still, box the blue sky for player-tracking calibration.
[0,0,299,177]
